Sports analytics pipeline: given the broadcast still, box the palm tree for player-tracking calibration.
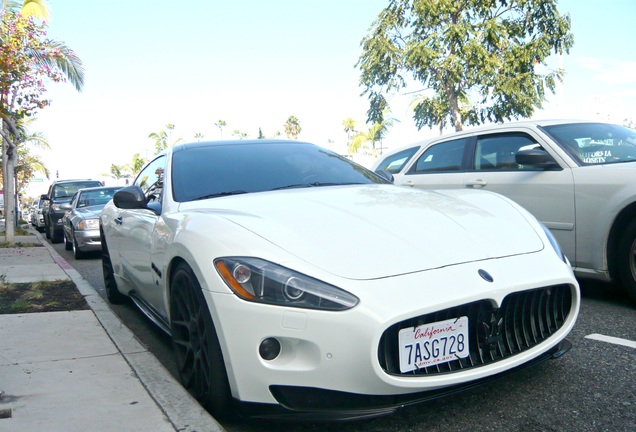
[108,164,130,185]
[1,0,84,242]
[348,111,398,158]
[149,124,183,154]
[214,119,227,138]
[284,115,301,140]
[129,153,147,177]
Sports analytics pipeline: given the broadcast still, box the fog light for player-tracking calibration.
[259,338,281,361]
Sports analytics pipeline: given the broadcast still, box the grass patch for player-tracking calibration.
[0,227,31,236]
[0,279,89,314]
[0,241,42,248]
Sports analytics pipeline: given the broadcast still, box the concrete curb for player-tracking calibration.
[35,231,225,432]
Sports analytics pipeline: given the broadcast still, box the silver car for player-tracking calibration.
[30,197,46,232]
[62,186,122,259]
[373,120,636,302]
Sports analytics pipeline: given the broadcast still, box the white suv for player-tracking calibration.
[374,120,636,301]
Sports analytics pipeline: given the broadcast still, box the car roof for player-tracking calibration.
[380,119,610,159]
[172,139,315,153]
[76,186,121,193]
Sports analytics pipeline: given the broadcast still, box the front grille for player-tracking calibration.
[378,284,573,376]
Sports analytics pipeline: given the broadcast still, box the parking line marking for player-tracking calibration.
[585,334,636,349]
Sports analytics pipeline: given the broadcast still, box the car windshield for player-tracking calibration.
[541,123,636,166]
[171,141,388,202]
[77,187,121,208]
[53,182,102,199]
[375,146,420,174]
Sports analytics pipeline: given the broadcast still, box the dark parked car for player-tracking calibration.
[42,179,103,243]
[62,186,122,259]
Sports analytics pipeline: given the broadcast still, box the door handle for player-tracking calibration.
[115,217,123,225]
[465,179,487,188]
[401,181,415,187]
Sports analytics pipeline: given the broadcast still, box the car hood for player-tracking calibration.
[182,185,544,280]
[75,205,106,218]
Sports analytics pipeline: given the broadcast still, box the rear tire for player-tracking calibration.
[170,262,233,419]
[617,219,636,302]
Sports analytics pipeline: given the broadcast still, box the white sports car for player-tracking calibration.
[100,140,580,421]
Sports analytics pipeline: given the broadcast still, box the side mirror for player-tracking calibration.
[60,203,72,210]
[41,194,50,201]
[113,186,148,210]
[515,149,559,168]
[375,169,394,183]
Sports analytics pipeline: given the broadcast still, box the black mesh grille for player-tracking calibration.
[378,284,573,376]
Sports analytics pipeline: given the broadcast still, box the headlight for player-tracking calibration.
[540,223,568,264]
[78,219,100,230]
[214,257,359,311]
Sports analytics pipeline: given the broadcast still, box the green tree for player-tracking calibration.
[283,115,301,140]
[232,129,247,139]
[1,3,84,241]
[108,163,130,184]
[149,123,183,154]
[357,0,573,132]
[129,153,147,177]
[214,119,227,137]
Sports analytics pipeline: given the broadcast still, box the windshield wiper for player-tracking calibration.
[272,182,364,191]
[192,190,248,200]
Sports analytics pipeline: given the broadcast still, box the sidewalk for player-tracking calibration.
[0,228,224,432]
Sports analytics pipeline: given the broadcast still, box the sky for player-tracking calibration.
[23,0,636,197]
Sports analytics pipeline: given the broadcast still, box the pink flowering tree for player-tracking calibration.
[0,7,84,241]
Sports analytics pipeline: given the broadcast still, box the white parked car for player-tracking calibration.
[100,140,579,420]
[374,120,636,302]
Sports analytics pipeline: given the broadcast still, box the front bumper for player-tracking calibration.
[202,251,580,418]
[243,338,572,420]
[74,228,102,252]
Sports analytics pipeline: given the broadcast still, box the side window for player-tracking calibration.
[407,138,467,174]
[135,156,166,204]
[474,133,543,171]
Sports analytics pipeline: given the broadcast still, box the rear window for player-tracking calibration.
[542,123,636,165]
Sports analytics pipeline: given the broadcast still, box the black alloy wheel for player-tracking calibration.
[101,229,126,304]
[618,219,636,303]
[170,262,233,419]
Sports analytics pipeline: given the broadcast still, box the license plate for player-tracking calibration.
[398,316,469,373]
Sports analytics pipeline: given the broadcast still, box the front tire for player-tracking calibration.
[617,219,636,302]
[101,229,127,304]
[49,220,63,243]
[170,262,233,419]
[64,230,73,251]
[72,230,86,259]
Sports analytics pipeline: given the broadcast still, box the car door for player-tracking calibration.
[116,156,166,304]
[464,131,576,261]
[393,137,470,189]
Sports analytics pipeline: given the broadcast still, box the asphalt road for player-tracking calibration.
[49,241,636,432]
